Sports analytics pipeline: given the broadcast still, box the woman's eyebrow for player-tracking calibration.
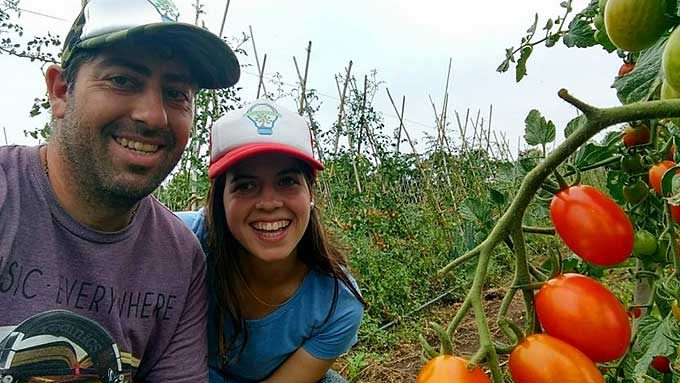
[230,174,256,183]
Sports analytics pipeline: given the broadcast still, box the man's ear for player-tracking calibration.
[45,65,68,119]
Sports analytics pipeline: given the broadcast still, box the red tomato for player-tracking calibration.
[672,204,680,224]
[623,124,649,147]
[550,185,634,266]
[651,356,671,373]
[416,355,491,383]
[626,307,642,319]
[649,160,677,195]
[509,334,605,383]
[535,274,631,362]
[619,62,635,76]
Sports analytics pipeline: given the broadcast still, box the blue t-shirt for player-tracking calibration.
[176,209,364,383]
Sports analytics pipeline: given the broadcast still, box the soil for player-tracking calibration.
[335,288,527,382]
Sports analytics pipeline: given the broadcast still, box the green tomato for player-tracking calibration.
[621,153,645,174]
[622,179,649,204]
[634,230,657,256]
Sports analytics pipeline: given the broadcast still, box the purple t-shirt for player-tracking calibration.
[0,145,208,382]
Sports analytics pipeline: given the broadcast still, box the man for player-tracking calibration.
[0,0,239,381]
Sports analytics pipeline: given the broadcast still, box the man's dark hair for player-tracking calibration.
[62,49,99,93]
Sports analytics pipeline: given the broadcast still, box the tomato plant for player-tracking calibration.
[508,334,605,383]
[622,123,650,148]
[648,160,677,195]
[535,274,631,362]
[550,185,634,266]
[416,355,491,383]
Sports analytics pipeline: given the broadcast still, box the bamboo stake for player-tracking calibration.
[333,61,353,156]
[386,88,450,240]
[218,0,231,37]
[249,26,268,98]
[293,41,312,115]
[257,54,268,99]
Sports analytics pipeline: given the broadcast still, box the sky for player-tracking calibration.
[0,0,623,156]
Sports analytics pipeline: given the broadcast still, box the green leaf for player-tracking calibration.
[606,170,625,205]
[524,109,556,146]
[516,46,532,82]
[562,18,597,48]
[572,141,619,169]
[459,198,492,227]
[634,314,678,378]
[613,36,667,104]
[565,114,587,138]
[488,187,507,206]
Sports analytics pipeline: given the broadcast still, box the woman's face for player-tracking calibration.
[223,153,312,264]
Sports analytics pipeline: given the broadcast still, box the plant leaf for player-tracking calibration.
[562,17,597,48]
[613,36,667,104]
[516,46,532,82]
[565,114,587,138]
[524,109,556,146]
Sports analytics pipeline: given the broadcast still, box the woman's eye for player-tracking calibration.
[234,182,256,192]
[279,177,299,187]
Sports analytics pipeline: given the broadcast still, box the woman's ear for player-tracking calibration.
[45,64,68,119]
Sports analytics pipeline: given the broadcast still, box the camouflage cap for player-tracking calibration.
[61,0,240,89]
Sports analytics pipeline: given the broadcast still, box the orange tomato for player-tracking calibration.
[648,160,677,195]
[509,334,605,383]
[622,124,649,147]
[416,355,491,383]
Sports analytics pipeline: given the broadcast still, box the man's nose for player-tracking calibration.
[130,87,168,130]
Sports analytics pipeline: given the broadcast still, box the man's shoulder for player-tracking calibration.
[0,145,34,165]
[142,197,205,253]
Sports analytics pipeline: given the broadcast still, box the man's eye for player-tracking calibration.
[110,76,134,88]
[166,88,191,102]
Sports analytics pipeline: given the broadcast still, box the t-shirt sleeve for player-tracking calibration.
[143,246,209,382]
[302,282,364,360]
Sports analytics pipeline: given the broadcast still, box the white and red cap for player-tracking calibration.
[208,98,324,178]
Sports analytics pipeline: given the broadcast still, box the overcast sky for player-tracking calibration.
[0,0,622,155]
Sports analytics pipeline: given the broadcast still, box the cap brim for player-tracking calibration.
[76,22,240,89]
[208,143,324,178]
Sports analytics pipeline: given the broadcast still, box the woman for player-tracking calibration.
[177,99,366,383]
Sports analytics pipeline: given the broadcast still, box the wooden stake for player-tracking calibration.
[249,26,268,98]
[219,0,231,37]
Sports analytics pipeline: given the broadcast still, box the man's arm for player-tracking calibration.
[143,247,209,382]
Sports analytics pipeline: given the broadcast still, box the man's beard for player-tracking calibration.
[53,103,179,209]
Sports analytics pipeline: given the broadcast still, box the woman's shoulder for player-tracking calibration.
[303,269,363,312]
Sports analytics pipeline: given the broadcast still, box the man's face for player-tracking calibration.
[54,42,196,206]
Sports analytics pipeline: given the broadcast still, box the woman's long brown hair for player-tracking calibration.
[204,162,367,367]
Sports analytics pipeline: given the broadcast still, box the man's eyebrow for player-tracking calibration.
[97,59,194,86]
[98,58,151,76]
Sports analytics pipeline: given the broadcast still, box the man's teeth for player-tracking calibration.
[116,137,159,153]
[252,221,290,231]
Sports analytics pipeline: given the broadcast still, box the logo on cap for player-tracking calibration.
[147,0,180,21]
[245,103,281,136]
